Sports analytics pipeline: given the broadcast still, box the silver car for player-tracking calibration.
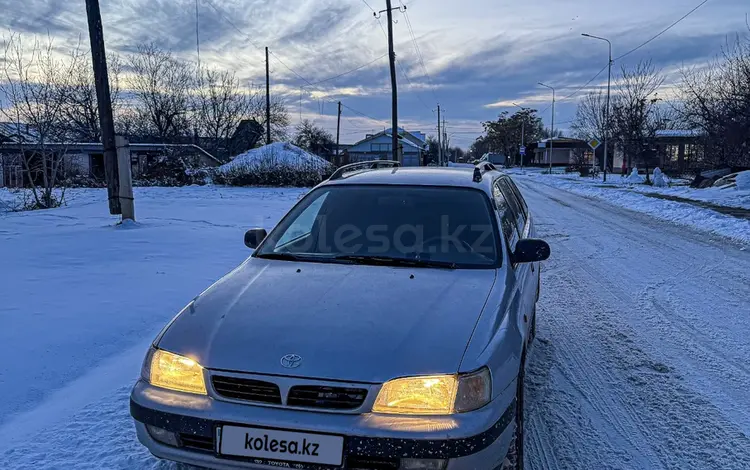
[130,161,550,470]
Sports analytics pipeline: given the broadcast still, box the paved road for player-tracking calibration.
[517,175,750,470]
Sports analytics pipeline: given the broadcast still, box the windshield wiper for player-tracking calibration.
[333,255,457,269]
[255,252,308,262]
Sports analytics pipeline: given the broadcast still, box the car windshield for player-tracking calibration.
[255,185,500,268]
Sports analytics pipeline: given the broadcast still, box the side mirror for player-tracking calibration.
[512,238,551,264]
[244,228,268,249]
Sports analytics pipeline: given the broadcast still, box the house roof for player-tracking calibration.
[0,122,40,143]
[352,129,427,150]
[655,129,704,138]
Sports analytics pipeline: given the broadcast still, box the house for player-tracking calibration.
[347,128,427,167]
[530,137,593,166]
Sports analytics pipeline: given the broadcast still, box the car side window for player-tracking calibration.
[499,178,526,238]
[492,181,519,249]
[508,180,528,220]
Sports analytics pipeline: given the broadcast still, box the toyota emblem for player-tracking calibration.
[280,354,302,369]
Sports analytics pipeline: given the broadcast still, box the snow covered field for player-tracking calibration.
[1,181,749,469]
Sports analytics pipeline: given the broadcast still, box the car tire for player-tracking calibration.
[501,350,526,470]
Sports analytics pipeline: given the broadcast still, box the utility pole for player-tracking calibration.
[336,101,342,167]
[85,0,121,216]
[265,47,271,146]
[376,1,403,163]
[437,104,442,166]
[443,117,447,164]
[195,0,200,71]
[582,33,613,181]
[539,82,555,173]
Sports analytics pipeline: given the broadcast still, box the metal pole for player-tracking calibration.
[437,104,442,166]
[539,83,555,173]
[604,41,612,182]
[551,89,555,174]
[582,34,613,181]
[385,0,400,163]
[85,0,121,215]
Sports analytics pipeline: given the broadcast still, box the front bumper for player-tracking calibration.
[130,379,516,469]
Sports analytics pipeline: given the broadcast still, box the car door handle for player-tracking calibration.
[531,263,535,273]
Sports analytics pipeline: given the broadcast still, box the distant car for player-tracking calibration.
[130,161,550,470]
[481,152,507,167]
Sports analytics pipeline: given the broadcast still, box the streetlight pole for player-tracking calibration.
[582,33,612,182]
[513,102,525,168]
[539,83,555,174]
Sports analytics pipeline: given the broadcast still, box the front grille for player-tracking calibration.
[287,385,368,410]
[212,376,282,404]
[179,433,214,453]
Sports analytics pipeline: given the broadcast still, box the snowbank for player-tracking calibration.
[219,143,332,174]
[625,168,645,184]
[737,171,750,192]
[652,167,667,187]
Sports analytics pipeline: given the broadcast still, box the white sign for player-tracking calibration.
[220,426,344,466]
[520,146,526,155]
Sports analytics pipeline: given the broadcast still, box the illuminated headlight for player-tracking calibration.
[372,368,491,415]
[141,347,207,395]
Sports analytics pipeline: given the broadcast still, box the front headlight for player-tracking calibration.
[372,368,491,415]
[142,348,207,395]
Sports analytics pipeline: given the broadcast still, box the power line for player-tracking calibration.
[205,0,387,130]
[310,54,388,85]
[399,1,439,103]
[614,0,712,61]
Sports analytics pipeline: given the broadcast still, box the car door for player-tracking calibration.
[505,178,540,303]
[497,177,535,340]
[491,179,527,340]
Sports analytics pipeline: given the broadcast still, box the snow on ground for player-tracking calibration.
[2,180,750,469]
[510,169,750,244]
[737,170,750,191]
[219,142,332,173]
[0,186,305,468]
[516,177,750,470]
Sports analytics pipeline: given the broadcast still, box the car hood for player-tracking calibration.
[158,258,497,383]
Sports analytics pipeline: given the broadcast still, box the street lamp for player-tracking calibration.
[582,33,612,182]
[512,102,526,169]
[538,82,555,173]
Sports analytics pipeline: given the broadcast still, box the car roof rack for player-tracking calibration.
[329,160,401,181]
[473,162,497,182]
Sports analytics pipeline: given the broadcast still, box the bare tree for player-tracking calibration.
[0,34,75,208]
[61,48,122,142]
[247,87,290,143]
[678,33,750,168]
[194,68,251,159]
[571,91,609,142]
[127,43,194,141]
[293,119,335,159]
[611,60,666,178]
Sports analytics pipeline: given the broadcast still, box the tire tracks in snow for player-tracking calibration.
[519,176,750,469]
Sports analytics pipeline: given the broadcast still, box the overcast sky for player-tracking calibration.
[2,0,748,147]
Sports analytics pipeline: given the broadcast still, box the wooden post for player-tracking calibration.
[336,101,342,167]
[115,136,135,221]
[265,47,271,146]
[85,0,120,215]
[385,0,400,164]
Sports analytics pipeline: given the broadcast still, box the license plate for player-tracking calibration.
[219,425,344,466]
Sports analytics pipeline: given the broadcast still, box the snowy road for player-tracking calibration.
[1,181,749,469]
[518,176,750,470]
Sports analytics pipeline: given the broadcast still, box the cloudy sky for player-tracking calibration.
[2,0,748,147]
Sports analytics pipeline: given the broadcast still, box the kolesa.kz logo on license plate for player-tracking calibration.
[219,425,344,466]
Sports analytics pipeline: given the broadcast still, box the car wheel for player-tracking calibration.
[501,351,526,470]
